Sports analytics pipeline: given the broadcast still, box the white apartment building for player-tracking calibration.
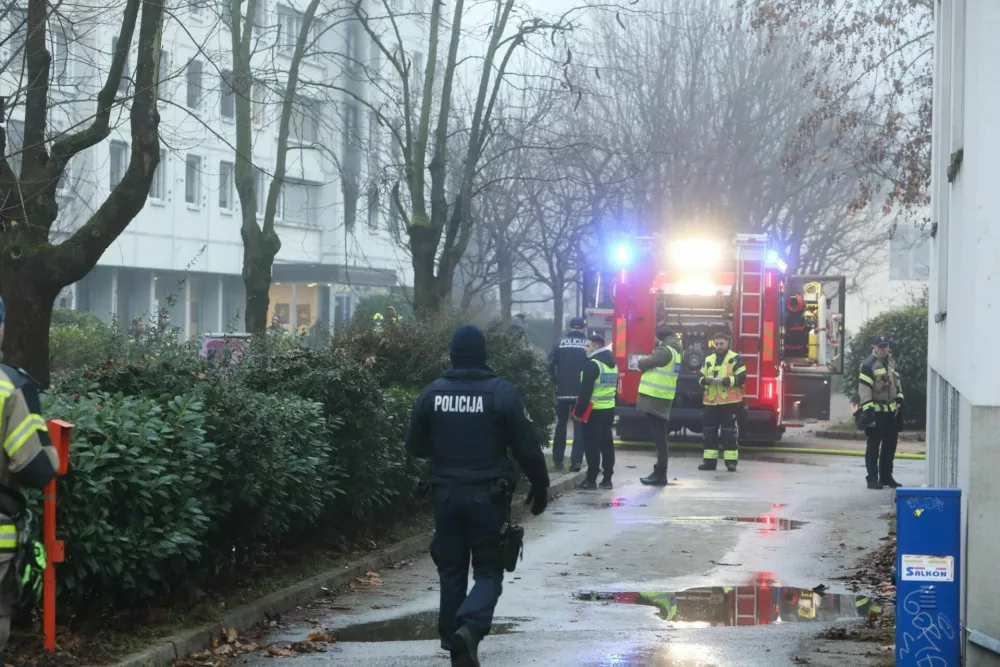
[927,1,1000,664]
[5,0,423,338]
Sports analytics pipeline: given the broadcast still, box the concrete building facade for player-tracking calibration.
[7,0,419,339]
[927,1,1000,664]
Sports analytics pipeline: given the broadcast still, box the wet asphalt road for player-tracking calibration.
[241,450,917,666]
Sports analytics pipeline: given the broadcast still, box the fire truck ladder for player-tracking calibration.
[736,240,764,399]
[734,586,759,625]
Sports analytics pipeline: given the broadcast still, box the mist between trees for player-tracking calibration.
[0,0,929,382]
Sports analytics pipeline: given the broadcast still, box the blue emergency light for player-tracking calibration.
[612,242,634,269]
[765,249,788,273]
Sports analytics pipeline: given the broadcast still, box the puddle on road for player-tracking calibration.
[663,515,806,531]
[593,497,649,508]
[331,610,524,643]
[577,586,876,626]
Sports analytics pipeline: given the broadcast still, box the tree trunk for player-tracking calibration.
[551,276,565,342]
[497,247,514,324]
[411,226,444,316]
[1,260,61,387]
[241,220,280,333]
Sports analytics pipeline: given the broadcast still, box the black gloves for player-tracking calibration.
[525,485,548,516]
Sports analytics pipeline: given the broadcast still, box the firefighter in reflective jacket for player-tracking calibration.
[637,328,682,486]
[373,306,400,329]
[0,297,59,664]
[858,335,904,490]
[698,331,747,472]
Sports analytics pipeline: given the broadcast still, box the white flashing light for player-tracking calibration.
[670,239,722,269]
[674,277,721,296]
[612,242,634,269]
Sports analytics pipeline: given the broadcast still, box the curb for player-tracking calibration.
[559,439,926,460]
[111,468,585,667]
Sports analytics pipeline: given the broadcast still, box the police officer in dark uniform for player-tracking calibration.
[405,325,550,667]
[547,316,588,471]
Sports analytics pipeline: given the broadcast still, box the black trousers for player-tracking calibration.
[866,412,899,480]
[646,413,670,468]
[552,399,583,466]
[583,409,616,482]
[702,403,741,468]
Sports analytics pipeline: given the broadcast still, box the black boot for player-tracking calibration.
[598,474,613,490]
[866,475,884,490]
[698,462,717,471]
[880,476,902,489]
[725,462,737,472]
[575,479,597,490]
[451,626,480,667]
[569,464,582,472]
[640,465,668,486]
[553,461,565,470]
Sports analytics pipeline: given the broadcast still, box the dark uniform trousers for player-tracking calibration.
[583,408,616,482]
[431,485,507,645]
[552,399,583,467]
[702,403,741,468]
[646,413,670,467]
[866,412,899,481]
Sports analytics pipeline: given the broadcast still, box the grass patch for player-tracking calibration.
[9,508,434,667]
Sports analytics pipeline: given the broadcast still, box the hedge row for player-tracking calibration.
[38,312,554,616]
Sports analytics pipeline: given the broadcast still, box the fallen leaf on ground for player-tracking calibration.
[582,551,593,557]
[266,645,296,658]
[214,644,235,656]
[308,632,334,643]
[559,572,569,576]
[291,641,326,653]
[223,626,239,644]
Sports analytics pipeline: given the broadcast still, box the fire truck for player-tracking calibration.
[582,233,846,445]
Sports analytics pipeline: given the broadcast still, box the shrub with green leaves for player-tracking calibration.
[43,391,219,610]
[842,305,928,427]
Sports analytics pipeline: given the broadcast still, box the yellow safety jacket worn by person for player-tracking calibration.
[574,348,619,418]
[0,364,59,657]
[858,355,903,413]
[638,344,682,401]
[585,359,618,410]
[700,350,747,405]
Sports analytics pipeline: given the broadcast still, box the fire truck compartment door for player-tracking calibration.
[782,275,846,375]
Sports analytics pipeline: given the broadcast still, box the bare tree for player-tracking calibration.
[573,0,886,284]
[0,0,164,385]
[739,0,933,213]
[347,0,649,316]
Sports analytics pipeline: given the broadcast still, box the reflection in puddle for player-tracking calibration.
[664,515,807,531]
[578,585,878,627]
[332,610,524,642]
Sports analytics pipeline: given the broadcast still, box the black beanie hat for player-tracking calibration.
[450,325,488,369]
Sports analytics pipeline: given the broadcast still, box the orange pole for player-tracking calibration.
[43,420,71,653]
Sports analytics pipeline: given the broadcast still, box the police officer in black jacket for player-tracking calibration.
[547,316,588,471]
[405,325,550,667]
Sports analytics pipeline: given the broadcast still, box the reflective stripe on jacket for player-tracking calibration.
[858,354,903,412]
[584,359,618,410]
[701,350,745,406]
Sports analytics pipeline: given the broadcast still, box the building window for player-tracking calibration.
[109,140,128,187]
[277,5,301,50]
[251,79,264,126]
[282,181,318,225]
[290,96,319,144]
[343,174,358,230]
[187,59,203,108]
[185,154,201,205]
[219,160,234,209]
[367,183,379,231]
[345,21,361,72]
[6,120,24,178]
[412,51,424,91]
[254,167,284,218]
[158,50,171,103]
[220,70,234,119]
[369,34,381,72]
[49,24,70,84]
[8,8,26,71]
[112,37,130,95]
[149,150,167,199]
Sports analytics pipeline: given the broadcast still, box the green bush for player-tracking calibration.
[353,293,413,323]
[334,313,557,446]
[49,314,117,376]
[43,391,219,610]
[842,305,928,427]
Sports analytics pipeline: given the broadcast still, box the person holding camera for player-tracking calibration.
[698,331,747,472]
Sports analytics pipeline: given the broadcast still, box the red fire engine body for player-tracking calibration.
[584,233,845,445]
